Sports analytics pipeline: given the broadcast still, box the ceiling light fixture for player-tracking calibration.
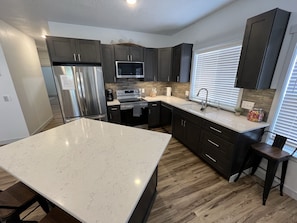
[126,0,137,5]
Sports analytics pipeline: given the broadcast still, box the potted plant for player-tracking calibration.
[234,107,243,116]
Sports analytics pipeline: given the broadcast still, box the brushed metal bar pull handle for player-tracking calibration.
[130,55,133,61]
[77,54,81,61]
[184,120,186,127]
[111,108,118,111]
[73,54,76,61]
[208,139,219,148]
[210,126,222,133]
[181,120,183,126]
[205,154,217,163]
[152,104,158,107]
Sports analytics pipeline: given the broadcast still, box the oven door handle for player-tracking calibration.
[120,104,134,110]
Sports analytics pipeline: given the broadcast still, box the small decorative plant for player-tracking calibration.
[234,107,243,116]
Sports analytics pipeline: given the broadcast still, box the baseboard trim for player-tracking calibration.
[31,115,53,135]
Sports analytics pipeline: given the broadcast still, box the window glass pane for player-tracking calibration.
[272,50,297,151]
[190,44,241,111]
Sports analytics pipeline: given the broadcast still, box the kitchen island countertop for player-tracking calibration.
[0,118,171,223]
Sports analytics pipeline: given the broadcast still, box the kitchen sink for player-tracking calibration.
[180,103,215,114]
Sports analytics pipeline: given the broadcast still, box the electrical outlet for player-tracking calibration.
[3,95,12,102]
[241,100,255,110]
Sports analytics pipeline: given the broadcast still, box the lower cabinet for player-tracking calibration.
[172,108,264,180]
[172,108,202,155]
[148,101,160,128]
[107,105,121,124]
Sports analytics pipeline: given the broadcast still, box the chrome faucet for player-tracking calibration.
[197,88,208,111]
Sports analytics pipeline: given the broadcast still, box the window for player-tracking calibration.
[190,43,242,111]
[271,47,297,152]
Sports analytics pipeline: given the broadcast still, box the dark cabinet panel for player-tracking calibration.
[101,44,116,83]
[144,48,158,81]
[235,8,290,89]
[114,45,144,61]
[46,36,101,64]
[148,101,160,128]
[172,43,193,82]
[172,108,202,155]
[158,47,172,82]
[107,105,121,124]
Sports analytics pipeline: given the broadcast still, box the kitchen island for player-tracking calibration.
[0,118,171,223]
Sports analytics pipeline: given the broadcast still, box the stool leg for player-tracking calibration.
[251,155,262,175]
[235,149,252,182]
[263,159,279,205]
[280,160,289,196]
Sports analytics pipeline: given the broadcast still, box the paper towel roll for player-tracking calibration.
[166,87,172,96]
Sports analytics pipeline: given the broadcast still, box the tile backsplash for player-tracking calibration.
[105,81,275,121]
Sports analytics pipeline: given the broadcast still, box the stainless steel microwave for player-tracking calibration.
[115,61,144,79]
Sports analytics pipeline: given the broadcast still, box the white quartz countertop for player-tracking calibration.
[0,118,171,223]
[107,96,269,133]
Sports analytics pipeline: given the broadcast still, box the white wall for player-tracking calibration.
[0,45,29,144]
[0,20,53,141]
[48,22,171,48]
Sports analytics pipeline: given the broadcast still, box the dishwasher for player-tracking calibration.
[160,102,173,134]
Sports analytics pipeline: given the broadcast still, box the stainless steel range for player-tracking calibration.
[116,89,148,126]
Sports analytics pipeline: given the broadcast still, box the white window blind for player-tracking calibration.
[272,51,297,150]
[190,44,241,111]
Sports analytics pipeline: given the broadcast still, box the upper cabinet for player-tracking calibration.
[144,48,158,81]
[235,8,290,89]
[172,43,193,83]
[101,44,116,83]
[46,36,101,65]
[158,47,172,82]
[114,45,144,61]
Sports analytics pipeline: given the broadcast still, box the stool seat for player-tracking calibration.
[40,207,80,223]
[252,142,291,161]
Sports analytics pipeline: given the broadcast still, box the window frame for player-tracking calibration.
[189,41,242,112]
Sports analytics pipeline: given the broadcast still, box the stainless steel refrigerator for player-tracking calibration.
[52,66,107,123]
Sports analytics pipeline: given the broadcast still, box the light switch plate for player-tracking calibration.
[241,100,255,110]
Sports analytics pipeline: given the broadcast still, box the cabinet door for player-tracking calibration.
[129,46,144,61]
[148,102,160,128]
[76,39,101,63]
[144,48,158,81]
[46,36,76,64]
[235,8,290,89]
[172,112,185,142]
[172,43,193,82]
[158,47,172,82]
[108,105,121,124]
[102,44,116,83]
[114,45,130,61]
[184,119,201,155]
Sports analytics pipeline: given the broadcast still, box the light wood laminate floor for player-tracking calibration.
[1,97,297,222]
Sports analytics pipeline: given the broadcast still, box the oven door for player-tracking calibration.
[120,104,148,127]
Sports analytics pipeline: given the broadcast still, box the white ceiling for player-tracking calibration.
[0,0,237,50]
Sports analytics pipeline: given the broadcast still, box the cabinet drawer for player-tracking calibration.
[200,130,234,160]
[202,120,237,142]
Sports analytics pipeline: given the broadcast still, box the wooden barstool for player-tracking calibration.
[0,182,49,223]
[39,207,81,223]
[235,131,296,205]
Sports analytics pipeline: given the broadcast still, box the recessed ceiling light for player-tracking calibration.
[126,0,137,5]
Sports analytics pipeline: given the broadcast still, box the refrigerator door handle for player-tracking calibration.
[73,69,84,115]
[93,67,103,115]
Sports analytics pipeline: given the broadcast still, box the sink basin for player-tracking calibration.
[181,103,215,114]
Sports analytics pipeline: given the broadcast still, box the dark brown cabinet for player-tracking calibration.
[199,119,263,179]
[114,45,144,61]
[101,44,116,83]
[148,101,160,128]
[107,105,121,124]
[144,48,158,81]
[235,8,290,89]
[172,108,202,155]
[172,43,193,82]
[46,36,101,64]
[158,47,172,82]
